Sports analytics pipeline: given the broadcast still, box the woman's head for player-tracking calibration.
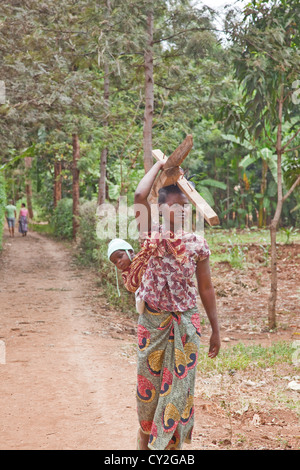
[158,185,190,232]
[158,184,186,205]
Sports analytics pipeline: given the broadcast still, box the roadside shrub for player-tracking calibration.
[49,197,139,315]
[51,198,73,239]
[76,200,100,263]
[76,199,137,315]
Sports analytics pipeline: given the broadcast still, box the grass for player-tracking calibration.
[29,222,54,235]
[205,227,300,246]
[197,341,300,422]
[197,341,298,375]
[204,227,300,267]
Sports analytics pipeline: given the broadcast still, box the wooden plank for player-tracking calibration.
[163,134,193,169]
[177,176,220,226]
[152,149,168,163]
[151,167,183,197]
[152,148,220,226]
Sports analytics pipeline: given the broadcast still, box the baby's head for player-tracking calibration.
[107,239,134,271]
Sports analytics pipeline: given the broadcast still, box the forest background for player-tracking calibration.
[0,0,300,330]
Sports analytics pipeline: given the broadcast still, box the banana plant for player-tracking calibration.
[189,175,227,208]
[221,132,287,226]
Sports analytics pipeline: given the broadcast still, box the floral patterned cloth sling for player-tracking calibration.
[121,229,188,293]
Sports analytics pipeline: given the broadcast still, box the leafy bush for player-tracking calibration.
[76,200,100,263]
[76,199,137,315]
[51,198,73,239]
[0,175,6,250]
[44,197,139,315]
[227,239,248,269]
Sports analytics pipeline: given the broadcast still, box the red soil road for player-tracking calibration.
[0,228,138,450]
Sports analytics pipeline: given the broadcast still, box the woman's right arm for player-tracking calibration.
[134,161,165,235]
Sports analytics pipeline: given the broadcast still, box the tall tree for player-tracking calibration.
[72,133,80,239]
[97,0,111,205]
[53,159,62,209]
[226,0,300,328]
[98,62,110,205]
[143,3,154,173]
[0,0,102,207]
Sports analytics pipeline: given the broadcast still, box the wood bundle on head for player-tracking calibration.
[149,134,219,226]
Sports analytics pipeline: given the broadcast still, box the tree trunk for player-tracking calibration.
[98,61,109,205]
[98,0,111,205]
[226,167,230,223]
[143,6,154,173]
[268,87,300,329]
[268,221,278,329]
[53,159,62,209]
[25,157,34,219]
[268,90,284,330]
[72,134,80,239]
[259,159,268,227]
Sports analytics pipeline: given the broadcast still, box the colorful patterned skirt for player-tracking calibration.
[18,215,28,234]
[136,303,201,450]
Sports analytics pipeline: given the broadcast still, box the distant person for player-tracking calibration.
[18,203,28,237]
[5,200,17,237]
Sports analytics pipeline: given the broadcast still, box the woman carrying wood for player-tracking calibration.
[132,161,221,450]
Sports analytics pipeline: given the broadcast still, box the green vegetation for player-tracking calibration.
[197,341,298,375]
[205,227,300,267]
[0,0,299,232]
[30,202,300,316]
[75,199,139,314]
[196,341,300,418]
[51,199,74,240]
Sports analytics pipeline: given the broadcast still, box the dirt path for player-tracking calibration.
[0,228,299,450]
[0,229,137,450]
